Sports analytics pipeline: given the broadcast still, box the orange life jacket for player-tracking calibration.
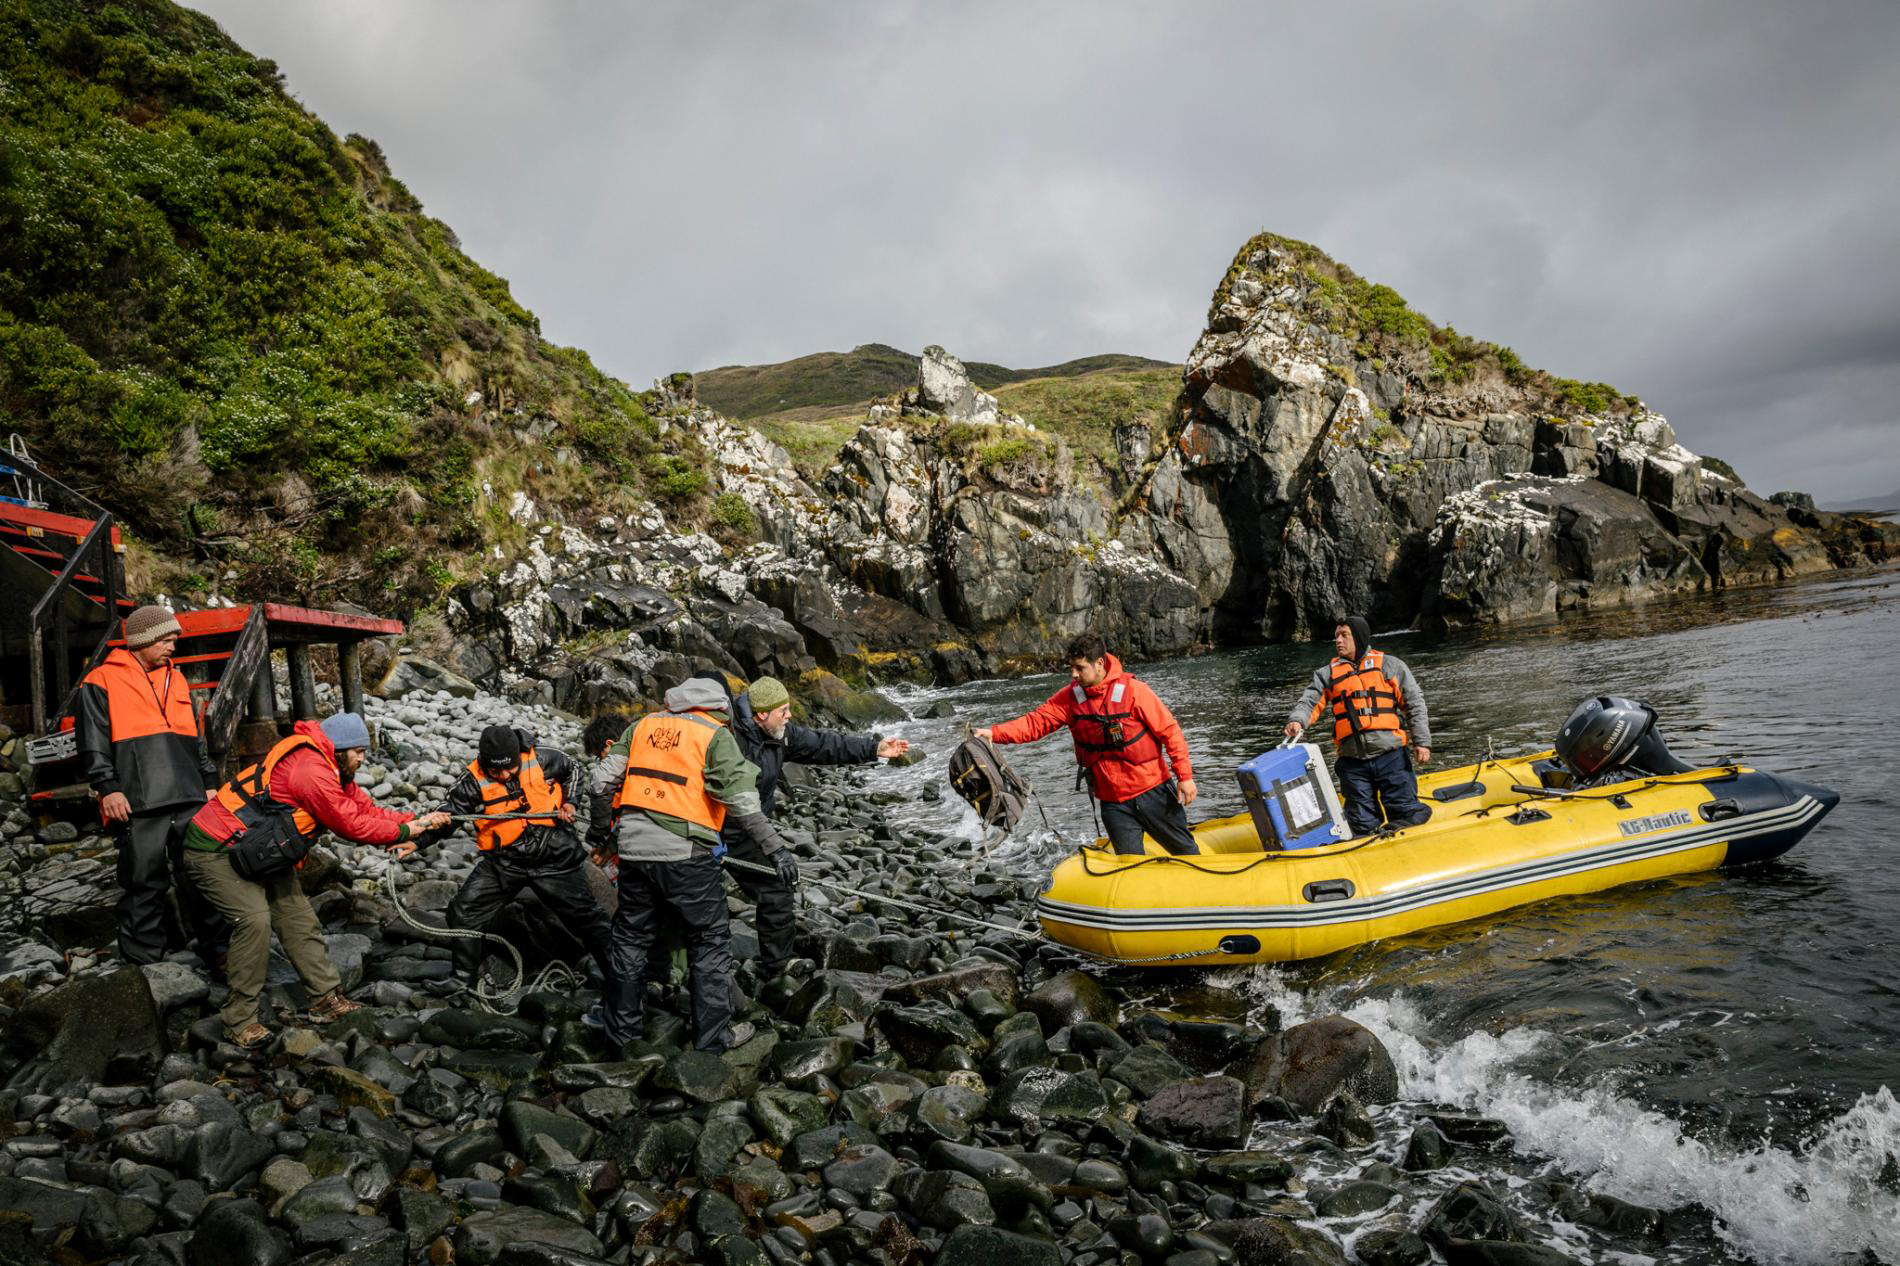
[209,734,323,848]
[467,747,564,851]
[1318,650,1409,746]
[83,648,199,742]
[614,710,728,833]
[1067,678,1165,780]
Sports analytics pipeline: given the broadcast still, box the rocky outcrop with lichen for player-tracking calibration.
[1120,234,1895,638]
[435,238,1892,700]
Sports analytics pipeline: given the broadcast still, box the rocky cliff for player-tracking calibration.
[438,236,1893,704]
[1140,234,1893,637]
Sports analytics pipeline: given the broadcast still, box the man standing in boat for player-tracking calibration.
[1284,615,1433,836]
[974,634,1199,855]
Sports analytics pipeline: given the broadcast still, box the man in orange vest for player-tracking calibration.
[1283,615,1434,836]
[975,633,1199,855]
[182,712,448,1049]
[591,677,792,1052]
[419,725,614,996]
[74,604,227,967]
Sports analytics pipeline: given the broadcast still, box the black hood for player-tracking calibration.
[1342,615,1373,662]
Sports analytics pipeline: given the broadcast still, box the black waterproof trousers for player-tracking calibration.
[118,803,227,966]
[1337,747,1430,836]
[722,830,796,975]
[445,854,615,984]
[1099,781,1199,856]
[603,855,736,1051]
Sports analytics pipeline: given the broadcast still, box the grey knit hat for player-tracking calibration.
[123,605,182,650]
[320,712,371,752]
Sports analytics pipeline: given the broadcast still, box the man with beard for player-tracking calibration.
[717,675,908,981]
[75,604,227,968]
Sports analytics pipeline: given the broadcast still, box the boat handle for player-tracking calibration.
[1699,798,1743,822]
[1506,806,1552,825]
[1303,878,1356,903]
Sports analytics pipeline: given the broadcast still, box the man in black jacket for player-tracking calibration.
[75,604,226,966]
[720,676,909,979]
[417,725,615,995]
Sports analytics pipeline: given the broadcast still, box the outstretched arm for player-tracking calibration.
[782,723,879,766]
[984,691,1073,745]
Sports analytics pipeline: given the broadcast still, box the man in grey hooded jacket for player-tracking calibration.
[1284,616,1434,836]
[589,678,790,1051]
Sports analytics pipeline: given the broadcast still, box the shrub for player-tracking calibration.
[646,454,707,503]
[710,491,756,533]
[977,436,1033,469]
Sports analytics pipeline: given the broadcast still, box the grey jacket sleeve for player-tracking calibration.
[730,810,791,856]
[1387,656,1432,747]
[589,749,627,847]
[1288,666,1330,731]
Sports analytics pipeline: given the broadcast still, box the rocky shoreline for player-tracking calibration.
[2,686,1697,1266]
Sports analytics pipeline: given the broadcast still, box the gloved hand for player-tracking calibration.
[772,848,799,888]
[711,840,729,861]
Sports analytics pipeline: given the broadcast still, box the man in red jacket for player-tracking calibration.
[182,713,447,1049]
[74,604,226,966]
[975,634,1200,855]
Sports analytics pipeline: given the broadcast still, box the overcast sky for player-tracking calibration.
[192,1,1899,502]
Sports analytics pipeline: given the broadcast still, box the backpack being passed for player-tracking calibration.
[947,735,1034,832]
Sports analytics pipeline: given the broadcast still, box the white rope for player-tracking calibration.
[370,855,586,1015]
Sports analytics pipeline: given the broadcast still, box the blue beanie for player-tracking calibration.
[320,711,371,752]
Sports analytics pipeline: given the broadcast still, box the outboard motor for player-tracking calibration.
[1554,695,1696,786]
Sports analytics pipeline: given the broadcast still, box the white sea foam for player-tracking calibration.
[1228,968,1900,1265]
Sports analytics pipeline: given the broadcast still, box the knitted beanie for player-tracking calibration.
[320,712,371,752]
[123,605,182,650]
[478,724,522,765]
[747,676,791,713]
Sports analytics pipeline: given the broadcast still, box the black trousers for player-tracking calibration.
[445,854,615,984]
[604,855,736,1051]
[1337,747,1431,836]
[722,829,796,975]
[118,803,227,965]
[1100,781,1199,856]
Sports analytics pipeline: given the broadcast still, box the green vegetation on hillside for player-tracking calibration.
[1211,232,1637,418]
[992,367,1180,466]
[0,0,697,606]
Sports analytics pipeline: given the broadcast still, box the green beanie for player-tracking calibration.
[747,676,791,713]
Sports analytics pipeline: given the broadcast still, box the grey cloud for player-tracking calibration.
[191,0,1899,500]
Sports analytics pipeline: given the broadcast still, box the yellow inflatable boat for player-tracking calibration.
[1035,748,1838,967]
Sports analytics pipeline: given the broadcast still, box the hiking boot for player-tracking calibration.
[307,990,363,1023]
[720,1020,757,1051]
[580,1005,607,1031]
[229,1022,272,1052]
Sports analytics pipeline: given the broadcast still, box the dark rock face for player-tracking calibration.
[1229,1214,1352,1265]
[1137,1075,1249,1149]
[453,1208,604,1266]
[2,967,166,1094]
[1241,1016,1399,1115]
[1150,241,1896,643]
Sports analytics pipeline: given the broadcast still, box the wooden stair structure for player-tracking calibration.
[1,439,404,804]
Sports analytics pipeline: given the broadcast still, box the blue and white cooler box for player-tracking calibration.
[1235,743,1350,850]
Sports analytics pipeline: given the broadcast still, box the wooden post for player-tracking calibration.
[248,651,276,721]
[286,644,316,720]
[339,640,364,717]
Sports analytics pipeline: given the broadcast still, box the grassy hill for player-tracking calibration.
[0,0,703,607]
[698,343,1178,478]
[695,343,1171,419]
